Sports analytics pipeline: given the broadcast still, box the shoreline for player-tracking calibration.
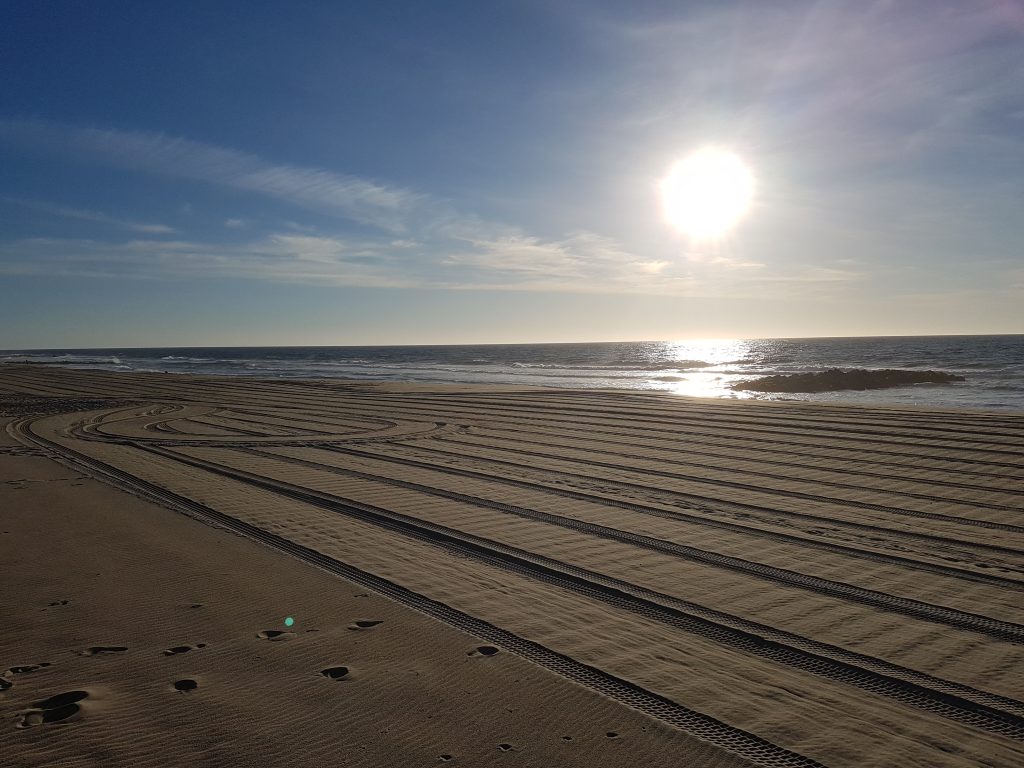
[4,361,1022,417]
[4,333,1022,413]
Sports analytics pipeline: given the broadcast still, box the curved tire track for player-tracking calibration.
[11,416,826,768]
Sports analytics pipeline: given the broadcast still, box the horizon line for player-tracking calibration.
[3,331,1024,353]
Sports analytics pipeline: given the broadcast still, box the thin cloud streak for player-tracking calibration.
[0,119,422,232]
[0,231,869,299]
[3,119,742,294]
[2,196,175,234]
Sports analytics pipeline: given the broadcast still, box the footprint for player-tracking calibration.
[468,646,500,657]
[19,704,80,727]
[188,603,204,609]
[439,755,453,762]
[163,643,206,656]
[18,690,89,728]
[320,666,349,680]
[256,630,295,641]
[173,679,198,692]
[34,691,88,709]
[497,743,515,752]
[81,646,127,656]
[47,599,70,607]
[606,731,620,739]
[6,663,51,674]
[347,619,383,630]
[0,678,11,692]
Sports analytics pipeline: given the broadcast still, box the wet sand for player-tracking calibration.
[1,365,1023,767]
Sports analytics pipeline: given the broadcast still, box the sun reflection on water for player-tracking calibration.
[647,339,757,399]
[664,338,751,367]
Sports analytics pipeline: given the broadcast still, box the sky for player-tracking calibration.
[1,0,1022,348]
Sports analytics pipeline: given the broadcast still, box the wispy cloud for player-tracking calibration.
[0,229,859,299]
[2,196,175,234]
[444,235,586,279]
[441,229,698,292]
[0,234,417,288]
[0,119,422,232]
[0,118,887,299]
[601,1,1024,172]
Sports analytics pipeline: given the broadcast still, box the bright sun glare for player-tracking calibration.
[660,148,754,239]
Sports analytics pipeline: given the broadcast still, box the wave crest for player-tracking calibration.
[732,368,966,393]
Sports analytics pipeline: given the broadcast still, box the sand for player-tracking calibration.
[1,366,1022,767]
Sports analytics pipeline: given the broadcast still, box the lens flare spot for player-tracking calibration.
[284,616,295,627]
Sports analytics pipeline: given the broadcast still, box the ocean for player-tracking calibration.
[3,335,1022,411]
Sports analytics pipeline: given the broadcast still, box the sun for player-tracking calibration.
[660,148,754,239]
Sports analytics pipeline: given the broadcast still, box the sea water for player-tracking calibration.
[3,335,1022,411]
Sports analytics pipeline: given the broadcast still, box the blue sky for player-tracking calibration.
[2,0,1022,347]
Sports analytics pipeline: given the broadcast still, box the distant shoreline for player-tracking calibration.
[3,335,1022,411]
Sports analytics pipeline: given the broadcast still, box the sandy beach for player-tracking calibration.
[2,365,1023,767]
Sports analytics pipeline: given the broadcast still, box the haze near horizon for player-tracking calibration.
[1,1,1022,348]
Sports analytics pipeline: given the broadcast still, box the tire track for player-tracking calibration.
[304,392,1024,475]
[135,443,1024,740]
[405,440,1024,560]
[313,444,1023,589]
[11,416,826,768]
[311,445,1024,634]
[436,432,1024,521]
[240,443,1024,716]
[243,396,1024,487]
[349,392,1024,458]
[466,419,1023,497]
[476,390,1024,441]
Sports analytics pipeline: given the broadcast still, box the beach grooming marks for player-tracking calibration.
[2,366,1023,767]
